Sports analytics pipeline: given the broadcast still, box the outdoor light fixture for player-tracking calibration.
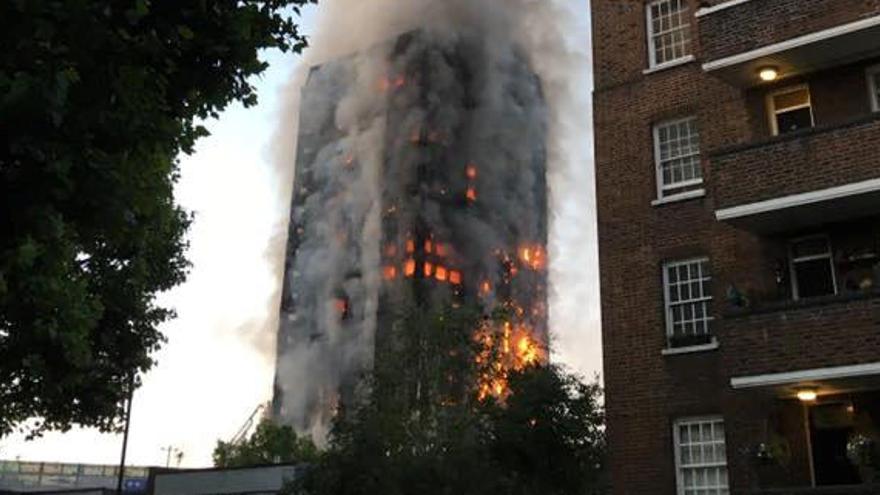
[797,389,818,402]
[758,66,779,82]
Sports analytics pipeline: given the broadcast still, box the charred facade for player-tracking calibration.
[273,31,548,437]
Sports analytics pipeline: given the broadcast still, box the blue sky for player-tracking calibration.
[0,1,598,468]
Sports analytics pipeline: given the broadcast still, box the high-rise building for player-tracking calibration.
[273,31,548,438]
[593,1,880,493]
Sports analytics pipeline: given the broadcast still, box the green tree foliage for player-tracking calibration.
[0,0,313,436]
[214,419,319,468]
[287,305,607,495]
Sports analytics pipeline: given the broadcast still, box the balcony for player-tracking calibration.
[712,115,880,233]
[697,0,880,87]
[718,291,880,382]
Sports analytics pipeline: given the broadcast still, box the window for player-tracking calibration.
[663,258,713,348]
[867,65,880,112]
[789,236,837,300]
[654,117,702,199]
[647,0,692,67]
[768,85,814,135]
[674,417,729,495]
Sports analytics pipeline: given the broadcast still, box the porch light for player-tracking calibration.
[758,66,779,82]
[796,388,818,402]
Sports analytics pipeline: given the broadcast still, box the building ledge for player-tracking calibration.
[643,55,696,75]
[651,188,706,206]
[731,361,880,390]
[661,338,719,356]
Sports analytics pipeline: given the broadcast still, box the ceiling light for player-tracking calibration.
[797,389,817,402]
[759,66,779,82]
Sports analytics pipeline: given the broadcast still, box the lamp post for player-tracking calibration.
[116,374,135,494]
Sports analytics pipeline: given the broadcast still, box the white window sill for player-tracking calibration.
[651,188,706,206]
[662,339,719,356]
[643,55,696,75]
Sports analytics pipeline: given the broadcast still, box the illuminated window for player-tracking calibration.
[654,117,702,199]
[768,85,814,135]
[674,417,729,495]
[647,0,692,68]
[868,65,880,112]
[663,258,713,348]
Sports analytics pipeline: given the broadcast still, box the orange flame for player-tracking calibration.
[466,187,477,202]
[383,266,398,280]
[334,298,348,315]
[385,244,398,257]
[424,262,434,277]
[435,243,447,257]
[466,163,477,180]
[404,259,416,277]
[480,281,492,294]
[518,245,547,271]
[405,239,415,254]
[449,270,462,285]
[435,266,448,282]
[424,240,433,254]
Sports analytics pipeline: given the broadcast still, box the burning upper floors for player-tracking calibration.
[273,30,549,437]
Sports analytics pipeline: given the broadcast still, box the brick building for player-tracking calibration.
[592,1,880,493]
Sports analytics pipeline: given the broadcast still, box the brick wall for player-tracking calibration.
[712,114,880,210]
[698,0,880,62]
[593,1,880,494]
[719,295,880,377]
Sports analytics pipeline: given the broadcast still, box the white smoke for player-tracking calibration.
[267,0,599,441]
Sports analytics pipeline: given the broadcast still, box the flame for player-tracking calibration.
[424,240,433,254]
[480,280,492,294]
[383,266,398,280]
[334,298,348,315]
[466,187,477,202]
[435,243,447,257]
[424,262,434,277]
[449,270,462,285]
[518,245,547,271]
[435,266,448,282]
[406,239,415,254]
[466,163,477,180]
[474,318,545,402]
[385,244,398,257]
[404,259,416,277]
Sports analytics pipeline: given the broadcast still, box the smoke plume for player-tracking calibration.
[267,0,598,441]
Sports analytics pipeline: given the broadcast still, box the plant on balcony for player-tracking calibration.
[726,284,751,309]
[847,434,879,483]
[753,433,792,488]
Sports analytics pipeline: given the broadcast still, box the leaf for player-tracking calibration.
[177,25,194,40]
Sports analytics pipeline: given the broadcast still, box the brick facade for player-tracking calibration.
[593,1,880,494]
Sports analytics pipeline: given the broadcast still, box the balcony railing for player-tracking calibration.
[718,291,880,378]
[711,114,880,231]
[698,0,880,64]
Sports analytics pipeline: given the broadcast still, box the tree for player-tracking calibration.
[286,305,607,495]
[0,0,314,437]
[214,419,319,468]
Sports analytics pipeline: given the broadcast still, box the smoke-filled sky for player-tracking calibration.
[0,0,596,468]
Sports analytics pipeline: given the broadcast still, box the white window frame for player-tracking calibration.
[673,416,729,495]
[788,235,837,301]
[653,116,703,200]
[646,0,693,69]
[662,257,714,348]
[767,84,815,136]
[867,64,880,112]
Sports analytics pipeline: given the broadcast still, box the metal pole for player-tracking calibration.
[116,374,134,494]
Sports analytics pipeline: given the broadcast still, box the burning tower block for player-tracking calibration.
[273,31,548,438]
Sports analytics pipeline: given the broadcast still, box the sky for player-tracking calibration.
[0,1,597,468]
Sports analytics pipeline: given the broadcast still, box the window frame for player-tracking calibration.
[673,416,729,495]
[788,235,837,301]
[646,0,693,69]
[867,64,880,112]
[653,116,703,200]
[662,257,714,348]
[767,84,815,136]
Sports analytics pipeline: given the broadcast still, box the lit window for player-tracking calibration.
[674,417,729,495]
[663,258,713,348]
[789,236,837,300]
[769,85,814,135]
[647,0,692,67]
[867,65,880,112]
[654,117,702,199]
